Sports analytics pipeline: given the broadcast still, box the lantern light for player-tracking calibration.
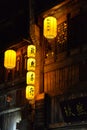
[26,85,35,100]
[27,58,36,71]
[4,49,16,69]
[26,71,35,85]
[43,16,57,39]
[27,45,36,58]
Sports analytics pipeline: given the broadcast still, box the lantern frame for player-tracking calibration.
[43,16,57,39]
[26,85,35,100]
[27,58,36,71]
[26,71,35,85]
[4,49,16,69]
[27,45,36,58]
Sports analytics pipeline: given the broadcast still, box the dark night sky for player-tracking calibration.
[0,0,64,51]
[0,0,29,51]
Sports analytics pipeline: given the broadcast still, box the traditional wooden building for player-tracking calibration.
[0,0,87,130]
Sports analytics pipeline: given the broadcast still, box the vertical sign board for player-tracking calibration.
[60,96,87,123]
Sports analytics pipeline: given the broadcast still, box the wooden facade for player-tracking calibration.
[36,0,87,129]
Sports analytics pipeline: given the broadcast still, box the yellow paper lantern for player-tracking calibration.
[43,16,57,39]
[26,71,35,85]
[27,58,36,71]
[4,49,16,69]
[26,85,35,100]
[27,45,36,58]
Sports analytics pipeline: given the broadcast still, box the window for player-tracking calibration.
[44,21,68,59]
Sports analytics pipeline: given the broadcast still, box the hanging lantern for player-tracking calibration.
[26,85,35,100]
[27,45,36,58]
[4,49,16,69]
[26,71,35,85]
[27,58,36,71]
[43,16,57,39]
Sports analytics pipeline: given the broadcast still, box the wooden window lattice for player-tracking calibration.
[57,21,67,45]
[44,21,68,58]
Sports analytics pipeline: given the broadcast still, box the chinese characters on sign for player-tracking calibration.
[26,45,36,100]
[26,72,35,85]
[27,45,36,58]
[60,96,87,122]
[27,58,36,71]
[26,86,35,100]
